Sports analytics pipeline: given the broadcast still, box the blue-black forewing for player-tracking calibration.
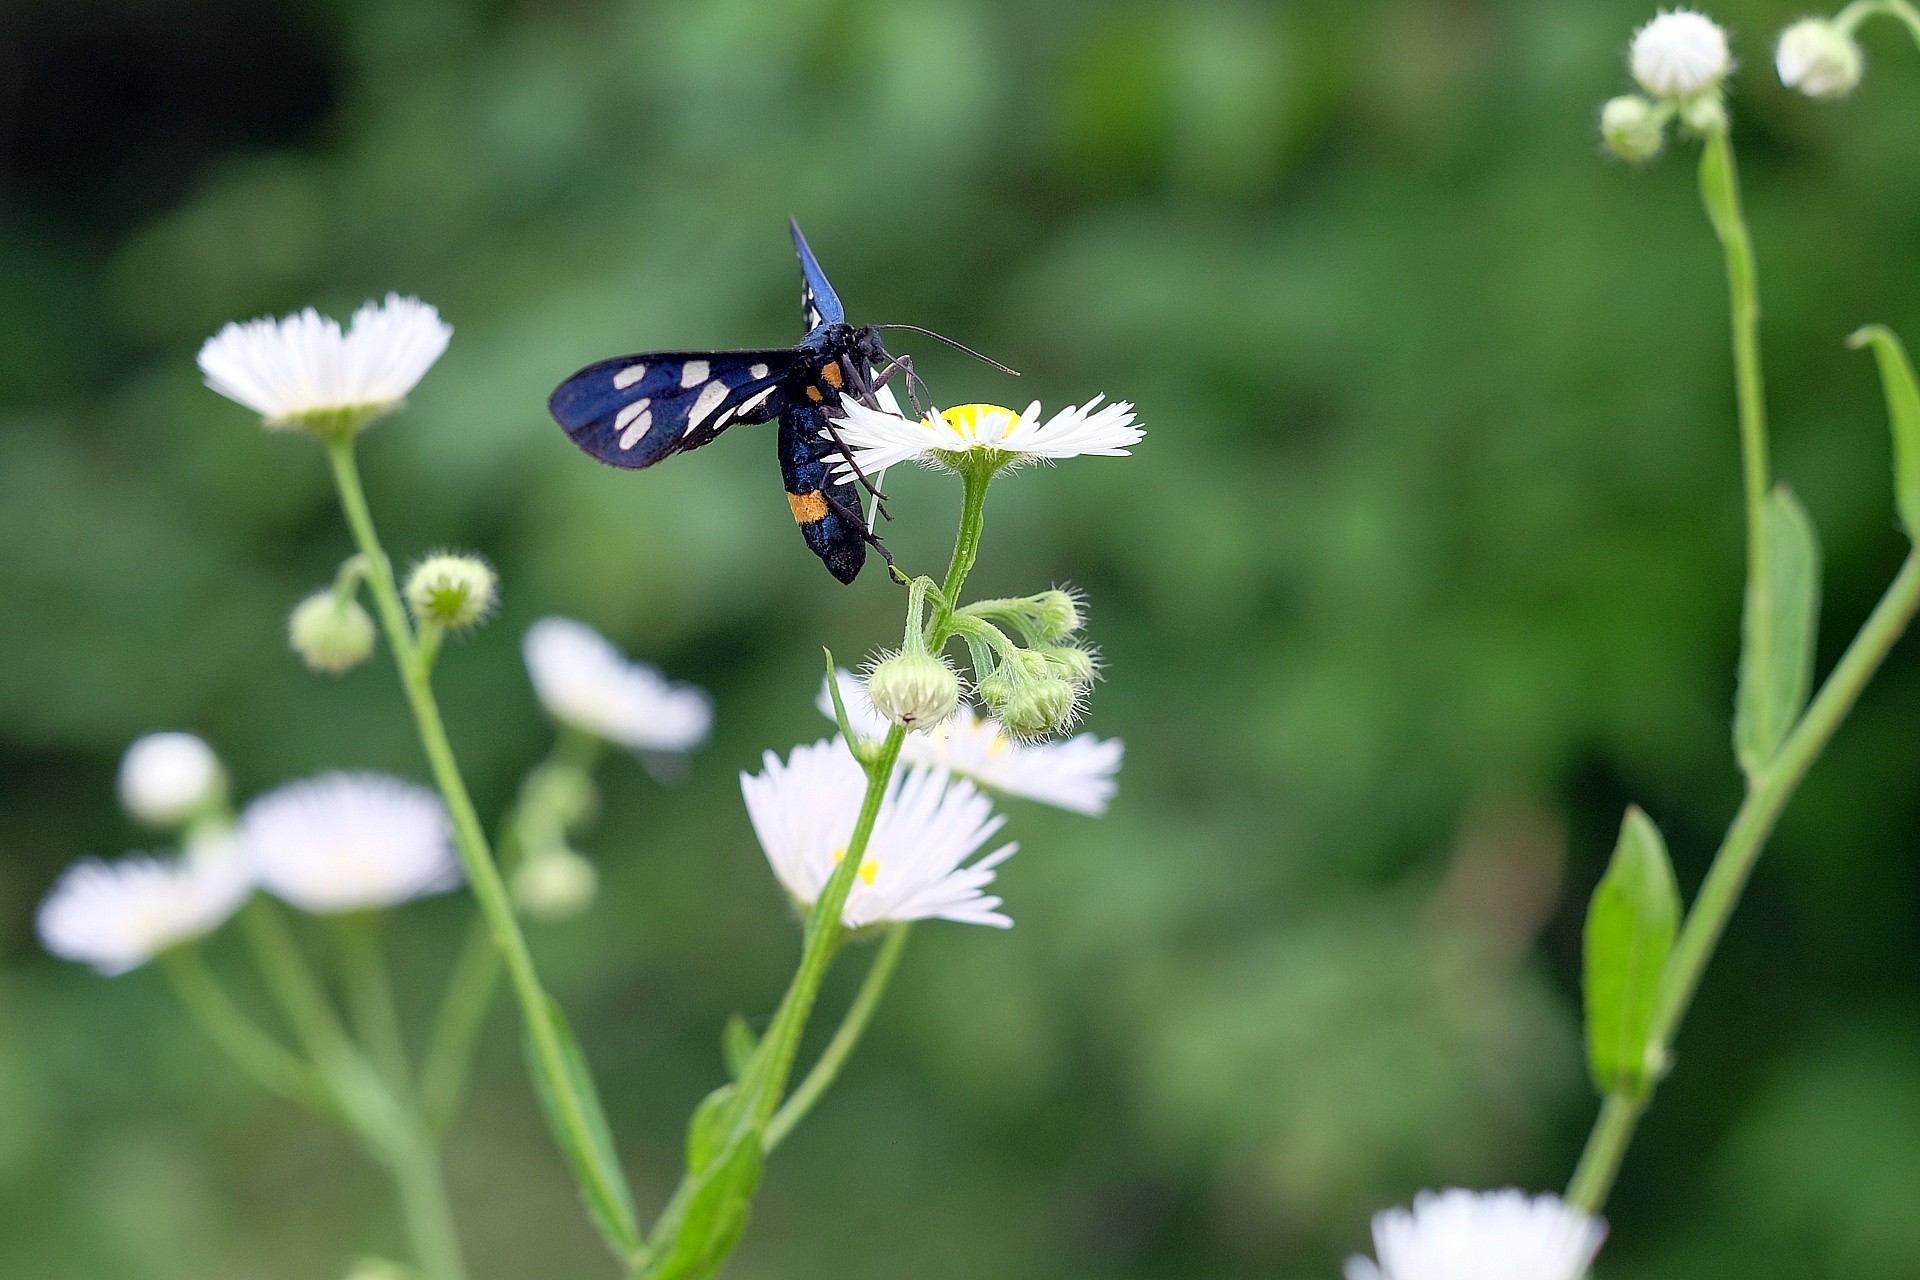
[789,218,845,332]
[548,349,798,469]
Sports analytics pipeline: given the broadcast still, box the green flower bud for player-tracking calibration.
[512,848,599,921]
[1037,644,1098,685]
[1677,92,1726,137]
[289,590,376,674]
[866,651,961,729]
[995,677,1079,740]
[523,762,599,833]
[1029,589,1084,641]
[1776,19,1862,99]
[1600,95,1665,164]
[405,553,497,631]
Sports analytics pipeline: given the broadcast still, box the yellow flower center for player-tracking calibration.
[933,403,1019,447]
[831,846,878,885]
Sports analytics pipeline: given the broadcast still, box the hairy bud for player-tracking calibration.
[405,553,498,631]
[289,591,376,674]
[866,651,961,730]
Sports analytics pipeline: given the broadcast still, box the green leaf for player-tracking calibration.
[1583,806,1681,1096]
[1734,484,1821,780]
[641,1133,765,1280]
[685,1081,737,1174]
[722,1014,758,1083]
[1848,325,1920,540]
[523,994,641,1256]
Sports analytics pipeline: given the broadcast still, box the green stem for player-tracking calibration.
[324,434,636,1260]
[419,915,502,1135]
[161,945,334,1114]
[1837,0,1920,46]
[764,922,911,1151]
[239,898,357,1069]
[932,465,993,640]
[386,1133,470,1280]
[335,912,413,1095]
[1568,548,1920,1210]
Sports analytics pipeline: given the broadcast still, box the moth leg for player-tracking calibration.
[871,354,931,419]
[818,414,892,522]
[822,487,902,581]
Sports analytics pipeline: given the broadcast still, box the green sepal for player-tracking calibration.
[1583,806,1681,1096]
[1848,325,1920,540]
[523,994,642,1256]
[1734,484,1821,781]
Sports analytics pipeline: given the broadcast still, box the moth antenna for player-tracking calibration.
[874,324,1021,377]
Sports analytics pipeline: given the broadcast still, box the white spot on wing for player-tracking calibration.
[739,386,775,413]
[680,361,709,388]
[619,409,653,449]
[685,380,728,434]
[615,398,651,432]
[749,363,769,379]
[613,364,647,390]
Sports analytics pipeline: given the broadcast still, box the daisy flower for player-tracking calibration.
[38,839,251,975]
[742,740,1016,929]
[240,773,461,913]
[1630,10,1731,99]
[829,396,1142,479]
[118,731,226,826]
[197,294,452,431]
[1346,1189,1606,1280]
[820,670,1122,816]
[522,617,712,753]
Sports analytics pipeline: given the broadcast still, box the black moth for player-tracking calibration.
[547,220,902,584]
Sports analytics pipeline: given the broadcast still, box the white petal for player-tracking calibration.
[522,617,712,752]
[197,295,451,423]
[38,841,251,975]
[240,773,460,913]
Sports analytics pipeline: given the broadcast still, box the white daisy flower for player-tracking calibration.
[828,396,1142,479]
[197,294,452,429]
[38,839,251,975]
[1345,1189,1606,1280]
[522,617,712,753]
[1630,10,1732,99]
[742,740,1016,929]
[240,773,461,913]
[118,731,226,826]
[820,670,1122,816]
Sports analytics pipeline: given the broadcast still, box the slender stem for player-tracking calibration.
[932,465,993,639]
[335,912,413,1095]
[1837,0,1920,47]
[161,945,334,1113]
[239,898,357,1069]
[1568,549,1920,1210]
[765,922,911,1151]
[324,434,636,1259]
[419,915,502,1135]
[1566,1092,1643,1212]
[386,1133,470,1280]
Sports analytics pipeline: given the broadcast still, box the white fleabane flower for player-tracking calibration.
[241,773,460,913]
[821,670,1122,815]
[38,840,251,975]
[1345,1189,1606,1280]
[118,732,225,826]
[522,617,712,753]
[1776,18,1862,98]
[742,740,1016,929]
[829,396,1142,479]
[197,294,452,431]
[1630,10,1732,98]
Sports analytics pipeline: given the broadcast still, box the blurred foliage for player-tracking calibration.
[4,0,1920,1277]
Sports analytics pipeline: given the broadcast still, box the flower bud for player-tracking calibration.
[118,732,225,827]
[524,762,598,834]
[289,591,377,674]
[1601,95,1666,163]
[866,651,961,729]
[405,553,497,631]
[1776,19,1862,98]
[512,848,599,921]
[1678,91,1727,135]
[994,677,1080,740]
[1631,10,1731,99]
[1037,644,1098,685]
[1031,591,1085,642]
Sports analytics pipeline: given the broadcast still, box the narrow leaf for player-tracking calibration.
[1848,325,1920,540]
[685,1082,737,1175]
[642,1133,765,1280]
[1583,807,1681,1095]
[1734,484,1821,779]
[722,1014,758,1082]
[524,994,641,1255]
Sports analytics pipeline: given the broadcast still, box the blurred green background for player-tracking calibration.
[5,0,1920,1276]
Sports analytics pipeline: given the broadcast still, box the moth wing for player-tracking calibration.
[790,218,845,332]
[548,349,796,469]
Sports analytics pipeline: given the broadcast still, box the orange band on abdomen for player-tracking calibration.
[787,490,830,523]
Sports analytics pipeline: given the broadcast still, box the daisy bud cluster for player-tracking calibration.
[951,589,1100,741]
[1602,10,1734,162]
[406,553,498,632]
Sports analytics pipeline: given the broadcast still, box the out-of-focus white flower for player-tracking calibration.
[197,294,451,429]
[742,740,1016,929]
[1600,94,1667,163]
[1345,1189,1605,1280]
[1776,18,1862,98]
[523,618,712,753]
[1630,10,1732,98]
[118,732,225,826]
[829,396,1142,479]
[821,670,1122,815]
[240,773,460,913]
[37,839,251,975]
